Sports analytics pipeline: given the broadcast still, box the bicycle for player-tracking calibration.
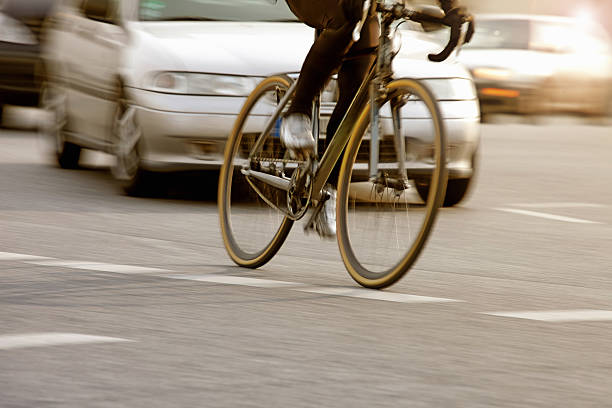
[218,1,474,289]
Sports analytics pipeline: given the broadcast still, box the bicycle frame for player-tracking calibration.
[246,52,395,204]
[243,0,463,211]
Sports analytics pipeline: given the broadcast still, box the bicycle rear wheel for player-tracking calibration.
[337,78,447,288]
[218,75,295,268]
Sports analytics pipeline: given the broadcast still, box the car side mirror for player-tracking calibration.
[415,5,446,32]
[81,0,114,24]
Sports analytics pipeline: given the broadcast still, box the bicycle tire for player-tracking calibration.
[336,78,447,289]
[218,75,295,268]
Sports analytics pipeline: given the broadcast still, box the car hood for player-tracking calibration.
[457,48,572,80]
[132,21,312,76]
[125,21,471,87]
[459,48,612,81]
[458,49,558,69]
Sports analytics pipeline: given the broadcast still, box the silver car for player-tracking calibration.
[456,14,612,119]
[41,0,480,206]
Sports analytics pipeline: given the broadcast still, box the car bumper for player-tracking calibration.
[475,81,536,115]
[131,89,480,178]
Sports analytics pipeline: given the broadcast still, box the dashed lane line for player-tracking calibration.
[296,286,460,303]
[0,251,54,261]
[24,260,172,274]
[166,275,461,304]
[511,203,607,209]
[495,208,601,224]
[482,310,612,322]
[168,274,305,288]
[0,333,134,351]
[4,254,462,304]
[6,252,612,317]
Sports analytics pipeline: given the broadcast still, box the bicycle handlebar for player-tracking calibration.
[419,8,474,62]
[371,1,475,63]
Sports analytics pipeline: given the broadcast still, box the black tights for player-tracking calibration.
[285,0,379,183]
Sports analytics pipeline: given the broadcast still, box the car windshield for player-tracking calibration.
[464,19,530,50]
[139,0,298,22]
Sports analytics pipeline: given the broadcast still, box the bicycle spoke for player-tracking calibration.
[219,76,296,268]
[337,78,447,288]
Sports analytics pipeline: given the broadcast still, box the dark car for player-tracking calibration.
[0,0,55,126]
[0,12,45,123]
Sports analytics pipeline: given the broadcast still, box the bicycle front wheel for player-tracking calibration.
[218,75,295,268]
[337,78,447,289]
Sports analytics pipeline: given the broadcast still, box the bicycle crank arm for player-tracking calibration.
[240,169,291,191]
[302,186,331,234]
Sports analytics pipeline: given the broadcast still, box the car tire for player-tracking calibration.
[416,152,478,207]
[416,177,472,207]
[111,87,155,197]
[40,82,81,169]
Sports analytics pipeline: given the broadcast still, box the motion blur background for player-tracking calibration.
[1,0,612,129]
[2,1,612,406]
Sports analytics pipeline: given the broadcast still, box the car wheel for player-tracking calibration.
[40,82,81,169]
[111,89,153,196]
[416,152,478,207]
[416,177,472,207]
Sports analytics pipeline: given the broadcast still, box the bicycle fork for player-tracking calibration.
[368,83,410,194]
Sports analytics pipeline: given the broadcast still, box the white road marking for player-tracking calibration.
[168,274,304,288]
[25,260,171,274]
[0,333,133,350]
[512,203,606,209]
[483,310,612,322]
[0,252,53,261]
[298,286,460,303]
[168,275,460,303]
[495,208,601,224]
[12,252,460,304]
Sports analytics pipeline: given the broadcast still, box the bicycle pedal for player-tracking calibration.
[302,190,330,234]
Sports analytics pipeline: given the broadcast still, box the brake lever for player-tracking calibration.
[428,19,461,62]
[465,18,475,44]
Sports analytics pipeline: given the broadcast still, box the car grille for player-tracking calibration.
[239,132,455,163]
[355,136,402,163]
[0,59,41,90]
[239,132,285,160]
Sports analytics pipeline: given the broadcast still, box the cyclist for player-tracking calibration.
[282,0,469,238]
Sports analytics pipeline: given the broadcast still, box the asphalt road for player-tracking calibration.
[1,123,612,407]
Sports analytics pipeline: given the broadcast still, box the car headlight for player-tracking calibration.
[472,68,513,81]
[146,72,263,96]
[422,78,477,100]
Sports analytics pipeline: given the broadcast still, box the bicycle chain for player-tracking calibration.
[250,156,305,165]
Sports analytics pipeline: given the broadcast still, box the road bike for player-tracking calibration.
[218,1,473,289]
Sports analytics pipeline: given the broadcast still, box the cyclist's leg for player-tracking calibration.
[325,14,379,186]
[285,0,361,117]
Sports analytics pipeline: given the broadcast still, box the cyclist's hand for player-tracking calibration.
[442,6,475,44]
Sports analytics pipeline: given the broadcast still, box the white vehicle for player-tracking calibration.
[42,0,479,205]
[455,14,612,119]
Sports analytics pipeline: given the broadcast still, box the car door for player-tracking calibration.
[65,0,126,151]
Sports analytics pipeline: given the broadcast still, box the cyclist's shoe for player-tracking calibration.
[281,113,315,160]
[314,185,336,239]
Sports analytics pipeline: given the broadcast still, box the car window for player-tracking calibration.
[463,19,530,50]
[80,0,119,24]
[529,21,576,53]
[0,13,38,44]
[139,0,297,22]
